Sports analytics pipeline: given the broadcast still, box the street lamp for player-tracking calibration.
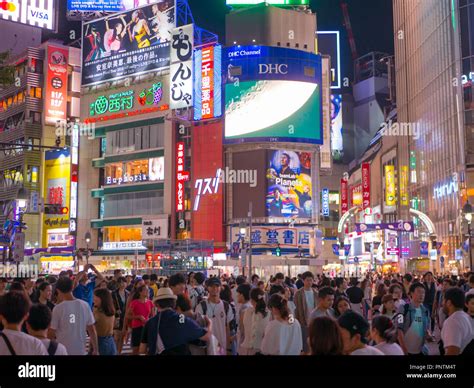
[85,232,91,266]
[463,201,473,271]
[16,187,29,209]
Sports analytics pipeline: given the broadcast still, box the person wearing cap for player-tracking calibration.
[140,288,212,355]
[195,277,234,355]
[337,310,384,355]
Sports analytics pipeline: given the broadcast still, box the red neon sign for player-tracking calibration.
[176,142,189,212]
[201,46,214,119]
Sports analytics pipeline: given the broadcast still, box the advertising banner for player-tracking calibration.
[0,0,56,31]
[175,142,189,212]
[68,0,164,12]
[81,2,175,86]
[82,78,169,125]
[331,94,343,162]
[266,150,312,219]
[362,162,370,210]
[44,45,69,125]
[385,165,396,206]
[170,23,194,109]
[332,244,340,256]
[230,225,313,250]
[351,185,362,207]
[191,122,224,243]
[340,178,348,214]
[400,165,409,206]
[356,222,414,233]
[194,45,222,121]
[224,45,322,144]
[322,188,330,217]
[42,149,71,248]
[227,0,309,5]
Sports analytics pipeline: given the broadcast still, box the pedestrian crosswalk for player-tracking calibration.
[85,336,133,355]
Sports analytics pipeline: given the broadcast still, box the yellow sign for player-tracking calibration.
[385,165,396,206]
[42,149,71,247]
[400,165,409,206]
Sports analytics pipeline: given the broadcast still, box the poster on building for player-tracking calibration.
[340,178,348,214]
[44,45,69,125]
[42,149,71,248]
[331,94,344,162]
[81,2,175,86]
[194,45,222,121]
[170,23,194,109]
[362,162,370,210]
[266,150,312,219]
[385,165,396,206]
[142,218,168,240]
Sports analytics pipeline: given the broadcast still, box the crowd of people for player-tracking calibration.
[0,265,473,356]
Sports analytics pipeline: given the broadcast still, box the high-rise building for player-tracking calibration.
[393,0,470,272]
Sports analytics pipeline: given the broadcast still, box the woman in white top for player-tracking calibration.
[240,288,270,355]
[261,294,302,355]
[371,315,404,355]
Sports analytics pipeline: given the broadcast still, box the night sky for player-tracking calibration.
[45,0,394,83]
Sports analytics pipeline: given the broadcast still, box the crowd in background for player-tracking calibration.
[0,265,473,356]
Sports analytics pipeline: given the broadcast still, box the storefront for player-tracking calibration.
[39,254,75,274]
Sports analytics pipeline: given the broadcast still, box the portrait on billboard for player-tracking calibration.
[149,157,164,181]
[82,1,175,86]
[266,150,312,219]
[331,94,344,162]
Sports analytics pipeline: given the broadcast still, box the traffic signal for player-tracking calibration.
[44,204,69,215]
[275,244,281,257]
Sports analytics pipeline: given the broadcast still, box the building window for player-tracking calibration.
[106,123,164,155]
[295,43,300,48]
[30,111,41,124]
[29,87,42,99]
[27,166,39,183]
[104,190,164,218]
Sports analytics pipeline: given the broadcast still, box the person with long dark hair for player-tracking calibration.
[309,316,343,355]
[334,296,351,318]
[370,315,404,355]
[34,282,55,311]
[240,288,270,355]
[261,294,302,355]
[104,15,127,54]
[127,285,154,355]
[93,288,117,355]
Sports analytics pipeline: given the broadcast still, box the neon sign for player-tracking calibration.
[194,169,222,211]
[176,142,190,212]
[322,188,330,217]
[433,176,458,199]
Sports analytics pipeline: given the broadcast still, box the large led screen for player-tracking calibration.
[68,0,160,12]
[266,150,312,219]
[331,94,344,162]
[225,80,321,144]
[81,1,175,86]
[227,0,309,5]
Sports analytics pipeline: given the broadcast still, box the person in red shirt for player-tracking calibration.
[128,285,155,355]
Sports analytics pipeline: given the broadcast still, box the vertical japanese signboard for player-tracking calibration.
[170,24,194,109]
[340,178,348,215]
[362,162,370,210]
[44,45,69,125]
[194,45,223,121]
[385,165,396,206]
[175,142,190,212]
[322,188,330,217]
[400,165,409,206]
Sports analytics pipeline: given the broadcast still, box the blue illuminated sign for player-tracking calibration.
[322,188,330,217]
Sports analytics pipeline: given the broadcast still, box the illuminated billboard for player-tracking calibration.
[81,2,175,86]
[67,0,163,12]
[226,0,309,5]
[42,149,71,248]
[224,45,322,144]
[331,94,343,162]
[105,157,164,185]
[81,78,169,126]
[44,45,69,125]
[0,0,57,31]
[266,150,312,219]
[385,165,396,206]
[191,122,224,243]
[194,45,222,121]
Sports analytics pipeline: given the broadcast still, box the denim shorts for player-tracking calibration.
[98,335,118,356]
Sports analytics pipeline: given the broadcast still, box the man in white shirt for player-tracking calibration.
[49,277,98,355]
[27,304,68,355]
[0,291,48,355]
[441,287,474,355]
[195,277,234,355]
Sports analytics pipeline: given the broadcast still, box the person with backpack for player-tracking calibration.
[441,287,474,355]
[195,277,234,355]
[0,292,48,355]
[27,304,68,355]
[191,272,207,309]
[396,282,430,355]
[140,288,212,355]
